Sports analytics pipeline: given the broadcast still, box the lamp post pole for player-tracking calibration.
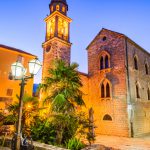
[16,78,26,150]
[10,58,42,150]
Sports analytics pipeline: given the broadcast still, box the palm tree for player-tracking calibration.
[41,60,85,113]
[5,95,39,135]
[40,60,85,144]
[0,112,5,127]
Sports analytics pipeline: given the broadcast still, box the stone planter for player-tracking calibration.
[0,137,68,150]
[0,137,119,150]
[82,144,120,150]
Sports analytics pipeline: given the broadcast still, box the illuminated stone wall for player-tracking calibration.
[42,39,71,79]
[42,7,72,81]
[126,40,150,137]
[42,1,150,138]
[80,28,150,137]
[82,29,130,137]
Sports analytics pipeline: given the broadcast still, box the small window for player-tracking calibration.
[46,46,51,53]
[102,36,107,41]
[101,83,105,98]
[136,84,140,98]
[7,89,13,96]
[148,88,150,100]
[62,6,65,12]
[51,6,54,12]
[100,80,111,98]
[103,114,112,121]
[56,5,60,11]
[106,83,110,97]
[145,64,149,75]
[134,57,138,70]
[99,52,110,70]
[105,55,109,69]
[17,55,24,63]
[100,56,104,70]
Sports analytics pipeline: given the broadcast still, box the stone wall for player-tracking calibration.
[127,40,150,137]
[79,72,89,112]
[42,39,71,79]
[80,28,150,137]
[84,29,129,137]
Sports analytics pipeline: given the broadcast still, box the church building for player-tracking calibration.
[42,0,150,137]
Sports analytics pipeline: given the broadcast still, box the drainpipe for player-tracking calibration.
[125,37,134,137]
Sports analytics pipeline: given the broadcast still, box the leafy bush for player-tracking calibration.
[0,112,5,126]
[52,114,79,145]
[30,118,56,144]
[66,138,85,150]
[34,60,89,147]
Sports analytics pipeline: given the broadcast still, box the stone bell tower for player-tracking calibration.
[42,0,72,78]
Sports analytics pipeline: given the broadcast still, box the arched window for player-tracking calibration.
[102,36,107,41]
[100,79,111,98]
[148,88,150,100]
[46,46,51,53]
[56,5,60,11]
[134,57,138,70]
[106,83,110,97]
[101,83,105,98]
[51,6,54,12]
[100,56,104,70]
[105,55,109,69]
[62,6,65,12]
[145,64,149,75]
[103,114,112,121]
[136,84,140,98]
[99,52,110,70]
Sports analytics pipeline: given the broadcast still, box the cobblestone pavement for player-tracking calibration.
[95,135,150,150]
[0,147,10,150]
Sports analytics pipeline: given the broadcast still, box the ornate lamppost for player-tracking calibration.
[10,58,42,150]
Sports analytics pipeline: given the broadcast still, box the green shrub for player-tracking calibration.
[66,138,85,150]
[60,114,79,144]
[30,118,56,144]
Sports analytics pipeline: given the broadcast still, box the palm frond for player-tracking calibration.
[40,59,85,114]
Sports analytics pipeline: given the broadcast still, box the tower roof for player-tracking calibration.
[49,0,68,14]
[50,0,67,5]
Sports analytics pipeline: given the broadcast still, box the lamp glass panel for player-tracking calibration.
[29,59,42,75]
[11,62,24,78]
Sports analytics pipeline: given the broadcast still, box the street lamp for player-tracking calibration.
[10,58,42,150]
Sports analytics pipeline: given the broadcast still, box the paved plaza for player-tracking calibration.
[0,147,10,150]
[95,135,150,150]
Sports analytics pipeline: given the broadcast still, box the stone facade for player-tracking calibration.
[42,0,72,80]
[126,39,150,137]
[82,29,129,137]
[79,28,150,137]
[42,39,71,78]
[42,0,150,137]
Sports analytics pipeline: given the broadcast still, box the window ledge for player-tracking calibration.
[135,98,150,103]
[135,98,140,101]
[100,97,112,101]
[133,69,139,72]
[100,68,111,73]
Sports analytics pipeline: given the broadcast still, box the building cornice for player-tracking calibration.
[0,44,36,57]
[44,11,72,23]
[42,37,72,47]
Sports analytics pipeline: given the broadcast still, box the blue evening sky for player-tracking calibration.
[0,0,150,83]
